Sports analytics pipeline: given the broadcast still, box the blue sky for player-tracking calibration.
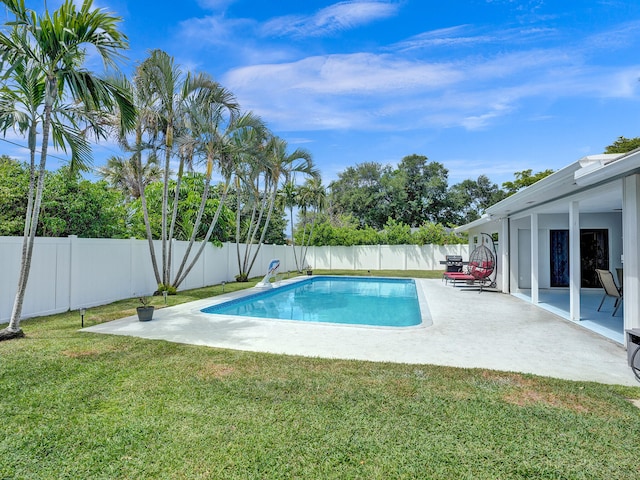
[7,0,640,187]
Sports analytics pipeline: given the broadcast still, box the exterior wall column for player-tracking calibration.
[623,175,640,333]
[569,201,581,321]
[509,220,518,293]
[531,213,539,304]
[500,218,509,293]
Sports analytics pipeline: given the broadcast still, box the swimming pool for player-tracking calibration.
[201,276,426,327]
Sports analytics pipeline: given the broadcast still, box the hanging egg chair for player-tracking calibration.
[467,233,497,289]
[443,232,497,291]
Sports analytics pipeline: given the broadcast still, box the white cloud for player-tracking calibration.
[261,1,400,38]
[225,53,461,95]
[391,26,493,51]
[221,38,640,135]
[391,24,559,53]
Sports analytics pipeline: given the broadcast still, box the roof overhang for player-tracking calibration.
[574,148,640,187]
[454,214,493,233]
[454,150,640,232]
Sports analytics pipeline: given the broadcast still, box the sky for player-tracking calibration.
[4,0,640,187]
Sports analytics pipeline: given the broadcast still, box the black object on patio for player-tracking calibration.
[445,255,464,272]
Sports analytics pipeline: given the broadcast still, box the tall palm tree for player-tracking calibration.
[251,138,317,275]
[135,49,184,287]
[135,50,241,290]
[115,67,165,284]
[233,129,273,281]
[172,110,264,288]
[0,0,134,340]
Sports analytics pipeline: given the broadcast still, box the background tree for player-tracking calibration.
[379,218,413,245]
[97,154,162,201]
[329,155,454,229]
[501,169,554,196]
[329,162,389,228]
[39,167,129,238]
[604,136,640,154]
[0,0,134,340]
[448,175,506,224]
[0,156,29,235]
[302,214,380,247]
[412,222,466,245]
[388,154,452,226]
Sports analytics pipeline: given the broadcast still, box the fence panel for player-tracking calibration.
[354,246,379,270]
[71,237,134,309]
[0,237,468,323]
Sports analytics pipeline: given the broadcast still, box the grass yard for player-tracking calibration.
[2,271,640,479]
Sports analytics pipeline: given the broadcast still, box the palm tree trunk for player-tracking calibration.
[245,182,278,277]
[235,183,243,279]
[297,212,309,269]
[173,180,231,288]
[171,157,212,286]
[166,155,184,287]
[242,203,259,275]
[135,129,161,285]
[2,82,55,339]
[301,211,318,271]
[161,124,173,286]
[289,205,300,271]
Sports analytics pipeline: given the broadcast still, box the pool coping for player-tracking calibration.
[199,275,433,330]
[81,277,638,386]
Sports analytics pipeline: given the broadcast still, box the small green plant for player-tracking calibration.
[139,296,152,307]
[156,283,177,295]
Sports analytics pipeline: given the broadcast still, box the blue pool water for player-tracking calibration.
[201,276,422,327]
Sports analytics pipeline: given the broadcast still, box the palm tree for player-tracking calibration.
[97,154,162,201]
[233,129,273,281]
[135,50,241,290]
[114,68,164,284]
[296,177,326,268]
[172,110,264,288]
[280,180,300,269]
[251,137,320,271]
[0,0,134,340]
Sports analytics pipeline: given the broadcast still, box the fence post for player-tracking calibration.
[129,237,135,297]
[68,235,77,310]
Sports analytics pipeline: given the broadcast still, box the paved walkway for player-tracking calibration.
[82,278,638,386]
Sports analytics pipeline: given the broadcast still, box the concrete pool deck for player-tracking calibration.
[82,277,638,386]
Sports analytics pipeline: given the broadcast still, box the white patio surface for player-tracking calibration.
[513,289,624,343]
[82,277,638,387]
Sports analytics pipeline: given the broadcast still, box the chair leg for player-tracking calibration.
[612,298,623,316]
[597,294,607,312]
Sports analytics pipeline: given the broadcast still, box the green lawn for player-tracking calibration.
[2,272,640,479]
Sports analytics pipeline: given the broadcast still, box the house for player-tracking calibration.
[455,149,640,345]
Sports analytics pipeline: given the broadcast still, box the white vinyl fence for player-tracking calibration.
[0,236,468,322]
